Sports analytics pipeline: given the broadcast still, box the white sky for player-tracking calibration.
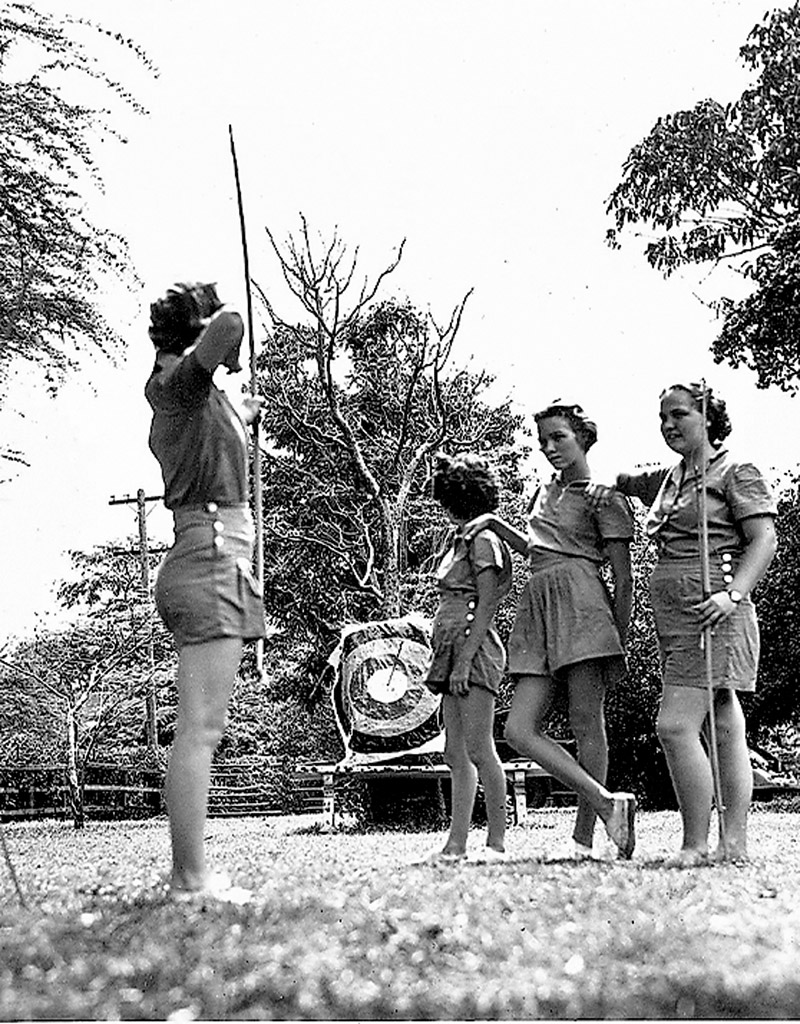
[1,0,797,640]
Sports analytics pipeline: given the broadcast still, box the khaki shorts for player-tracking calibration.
[651,558,759,692]
[155,504,266,648]
[425,593,506,695]
[508,550,625,683]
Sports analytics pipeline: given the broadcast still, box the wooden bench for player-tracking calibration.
[294,759,554,828]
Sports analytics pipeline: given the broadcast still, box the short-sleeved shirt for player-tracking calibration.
[145,350,249,510]
[526,477,633,563]
[617,449,776,560]
[436,528,512,599]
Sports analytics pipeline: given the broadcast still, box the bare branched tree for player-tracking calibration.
[250,218,525,640]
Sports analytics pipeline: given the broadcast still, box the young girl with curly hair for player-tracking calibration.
[422,453,512,863]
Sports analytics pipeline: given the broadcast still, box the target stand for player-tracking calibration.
[302,614,554,827]
[295,757,551,829]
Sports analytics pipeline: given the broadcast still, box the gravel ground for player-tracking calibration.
[1,808,799,1019]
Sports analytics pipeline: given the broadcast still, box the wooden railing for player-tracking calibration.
[0,761,286,822]
[0,765,163,822]
[293,757,570,828]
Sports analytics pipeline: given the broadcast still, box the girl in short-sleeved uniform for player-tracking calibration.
[145,282,266,899]
[426,528,511,698]
[508,477,633,682]
[618,450,774,693]
[611,385,777,865]
[420,454,512,863]
[464,403,637,861]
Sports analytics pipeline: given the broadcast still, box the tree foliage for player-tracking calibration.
[0,538,175,825]
[253,219,529,654]
[0,2,155,460]
[607,3,800,391]
[744,477,800,734]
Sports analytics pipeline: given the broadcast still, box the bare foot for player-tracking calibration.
[710,844,748,864]
[169,870,252,904]
[664,848,709,869]
[413,847,467,865]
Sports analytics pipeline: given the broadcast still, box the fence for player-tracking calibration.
[0,760,291,823]
[0,765,163,822]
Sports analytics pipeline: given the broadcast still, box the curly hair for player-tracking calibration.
[661,382,732,443]
[534,400,598,452]
[431,453,500,520]
[148,282,222,354]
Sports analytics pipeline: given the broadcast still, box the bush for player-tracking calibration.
[743,480,800,739]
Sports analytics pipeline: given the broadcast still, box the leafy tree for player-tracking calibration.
[253,219,529,658]
[56,539,176,752]
[607,4,800,391]
[0,538,176,826]
[604,508,674,808]
[743,477,800,736]
[0,2,154,465]
[0,622,168,827]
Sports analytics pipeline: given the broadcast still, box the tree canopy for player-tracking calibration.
[607,3,800,392]
[0,2,154,465]
[253,219,529,657]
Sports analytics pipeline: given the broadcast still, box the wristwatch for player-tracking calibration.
[726,589,743,604]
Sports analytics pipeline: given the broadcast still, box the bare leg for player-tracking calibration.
[505,676,616,823]
[165,637,243,890]
[566,661,608,849]
[460,687,506,853]
[442,695,477,856]
[712,688,752,860]
[656,685,713,858]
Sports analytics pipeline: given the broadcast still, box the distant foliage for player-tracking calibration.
[0,538,175,823]
[743,478,800,736]
[0,2,155,464]
[605,509,674,809]
[607,4,800,391]
[254,221,530,660]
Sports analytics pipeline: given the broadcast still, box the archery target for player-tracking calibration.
[329,615,443,764]
[365,665,408,704]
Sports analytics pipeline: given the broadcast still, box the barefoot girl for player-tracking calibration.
[423,453,512,862]
[146,282,266,898]
[592,383,776,866]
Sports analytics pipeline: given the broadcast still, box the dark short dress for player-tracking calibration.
[618,451,776,691]
[145,346,266,649]
[425,529,512,696]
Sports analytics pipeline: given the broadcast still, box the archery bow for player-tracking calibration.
[228,125,264,672]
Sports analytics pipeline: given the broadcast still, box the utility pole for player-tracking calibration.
[109,489,162,754]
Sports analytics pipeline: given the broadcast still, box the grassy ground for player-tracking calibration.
[1,808,800,1020]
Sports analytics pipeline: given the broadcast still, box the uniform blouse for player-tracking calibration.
[436,528,512,599]
[617,449,776,560]
[526,476,633,563]
[145,349,249,511]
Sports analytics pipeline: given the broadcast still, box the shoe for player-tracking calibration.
[664,849,709,869]
[412,848,467,866]
[573,841,595,861]
[472,847,507,864]
[169,871,253,905]
[604,793,636,860]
